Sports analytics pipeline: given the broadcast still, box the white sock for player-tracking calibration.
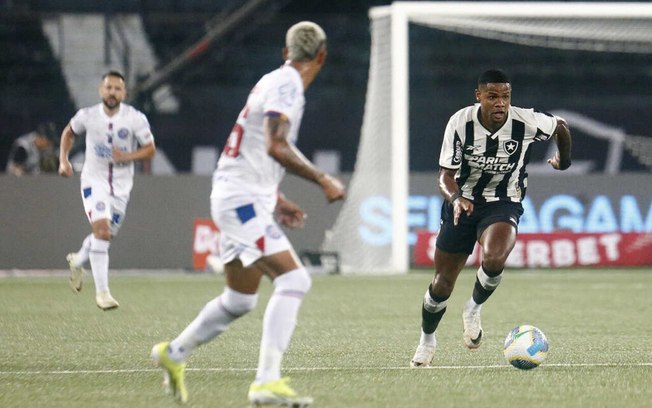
[89,236,110,294]
[465,297,481,311]
[169,287,257,363]
[420,331,436,346]
[74,234,93,266]
[255,268,311,384]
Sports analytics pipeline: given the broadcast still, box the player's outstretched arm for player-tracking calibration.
[58,124,75,177]
[547,116,572,170]
[264,115,345,202]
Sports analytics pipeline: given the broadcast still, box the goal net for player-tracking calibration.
[322,1,652,274]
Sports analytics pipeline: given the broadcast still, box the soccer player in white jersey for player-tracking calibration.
[410,69,572,367]
[151,22,345,406]
[58,70,156,311]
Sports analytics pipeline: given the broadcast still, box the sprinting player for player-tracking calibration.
[151,21,345,406]
[58,70,156,310]
[410,69,572,367]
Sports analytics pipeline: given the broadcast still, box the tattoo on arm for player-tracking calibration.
[266,115,323,183]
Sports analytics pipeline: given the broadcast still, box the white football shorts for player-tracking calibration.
[80,180,128,236]
[211,198,291,267]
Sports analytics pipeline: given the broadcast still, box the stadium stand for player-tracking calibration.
[0,9,75,170]
[1,0,650,172]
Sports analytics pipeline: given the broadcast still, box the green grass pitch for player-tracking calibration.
[1,268,651,407]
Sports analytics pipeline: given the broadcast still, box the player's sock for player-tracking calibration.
[255,268,311,384]
[471,264,503,305]
[421,285,448,336]
[73,234,92,266]
[168,287,257,362]
[420,330,436,346]
[89,236,110,293]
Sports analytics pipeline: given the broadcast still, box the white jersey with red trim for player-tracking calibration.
[211,64,305,211]
[70,103,154,197]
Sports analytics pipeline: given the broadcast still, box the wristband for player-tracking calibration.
[450,191,463,203]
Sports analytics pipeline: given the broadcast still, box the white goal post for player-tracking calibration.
[322,2,652,274]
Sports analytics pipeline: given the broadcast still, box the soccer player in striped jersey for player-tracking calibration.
[411,69,572,367]
[58,71,156,310]
[151,22,345,406]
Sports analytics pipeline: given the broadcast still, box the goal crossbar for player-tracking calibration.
[371,2,652,19]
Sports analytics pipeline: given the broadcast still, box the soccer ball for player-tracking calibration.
[503,325,549,370]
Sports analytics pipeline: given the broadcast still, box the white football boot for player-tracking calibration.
[462,299,483,349]
[410,335,437,367]
[96,291,119,310]
[66,253,86,293]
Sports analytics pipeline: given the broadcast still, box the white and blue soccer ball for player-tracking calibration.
[503,325,549,370]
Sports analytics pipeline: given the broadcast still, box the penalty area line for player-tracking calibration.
[1,362,651,376]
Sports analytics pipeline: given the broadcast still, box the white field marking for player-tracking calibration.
[1,362,651,375]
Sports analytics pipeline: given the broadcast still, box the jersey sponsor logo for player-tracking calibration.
[465,154,516,174]
[117,128,129,139]
[94,144,112,158]
[504,140,519,156]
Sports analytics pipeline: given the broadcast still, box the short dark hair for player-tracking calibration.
[478,69,510,86]
[36,121,58,142]
[102,70,125,82]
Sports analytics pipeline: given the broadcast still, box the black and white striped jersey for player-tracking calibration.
[439,104,557,203]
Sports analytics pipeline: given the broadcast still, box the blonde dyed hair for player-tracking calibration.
[285,21,326,62]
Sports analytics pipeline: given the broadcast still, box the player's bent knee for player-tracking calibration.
[433,275,456,297]
[481,252,509,271]
[482,260,507,274]
[273,267,312,295]
[222,287,258,316]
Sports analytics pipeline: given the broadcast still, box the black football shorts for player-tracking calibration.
[436,200,524,254]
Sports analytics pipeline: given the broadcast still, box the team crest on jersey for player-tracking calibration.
[503,140,519,156]
[266,225,282,239]
[118,128,129,139]
[96,201,106,211]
